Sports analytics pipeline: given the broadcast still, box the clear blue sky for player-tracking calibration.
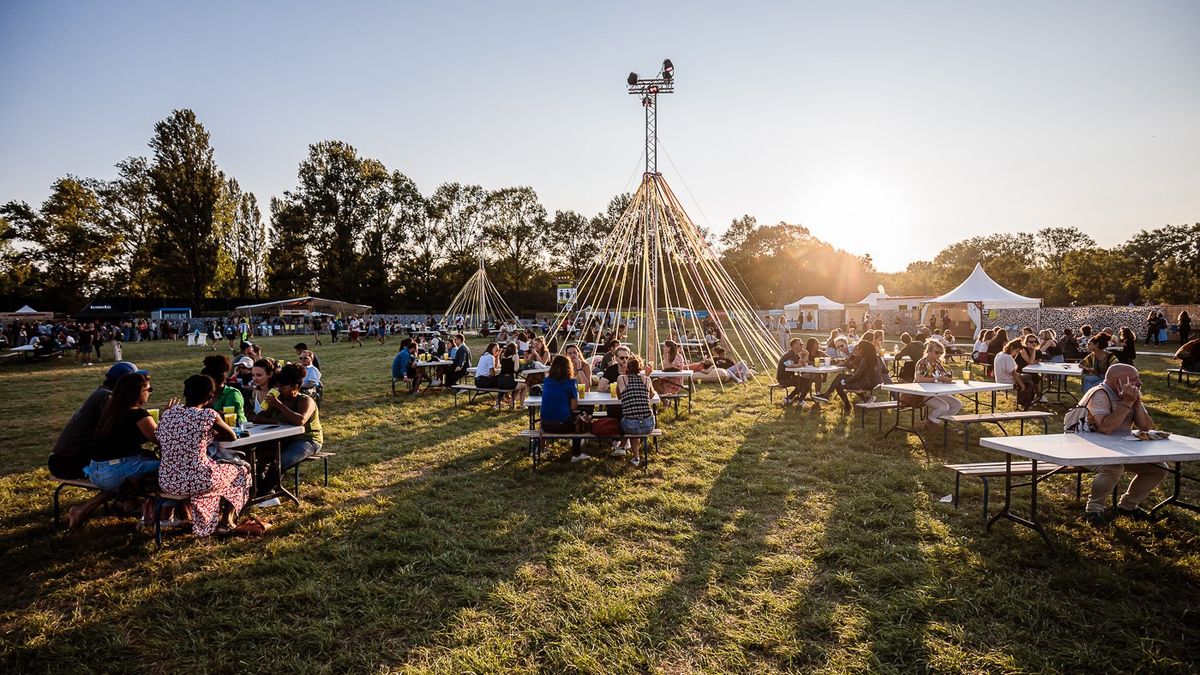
[2,1,1198,271]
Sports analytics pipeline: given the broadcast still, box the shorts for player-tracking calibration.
[83,455,160,492]
[620,416,656,435]
[350,331,361,340]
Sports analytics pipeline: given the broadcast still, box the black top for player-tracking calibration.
[714,356,735,369]
[500,355,517,376]
[90,408,153,462]
[1117,341,1136,365]
[602,363,621,383]
[776,349,802,381]
[52,386,112,458]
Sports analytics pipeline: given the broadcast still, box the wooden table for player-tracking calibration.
[878,381,1012,451]
[220,423,305,507]
[1023,362,1083,406]
[980,432,1200,548]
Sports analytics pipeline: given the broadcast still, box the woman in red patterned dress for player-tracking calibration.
[157,374,249,537]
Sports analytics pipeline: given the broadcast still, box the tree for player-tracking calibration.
[719,214,757,251]
[266,196,313,297]
[1143,257,1200,305]
[1061,249,1140,305]
[1122,224,1200,297]
[483,186,548,301]
[147,109,225,307]
[427,182,488,261]
[548,209,601,281]
[92,156,156,295]
[1,177,120,308]
[215,178,267,298]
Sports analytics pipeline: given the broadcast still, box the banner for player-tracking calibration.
[556,283,575,306]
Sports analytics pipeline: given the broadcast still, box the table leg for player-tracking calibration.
[882,398,927,453]
[986,452,1053,549]
[272,440,300,506]
[1150,462,1200,517]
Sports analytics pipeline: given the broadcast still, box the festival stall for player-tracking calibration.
[783,295,844,331]
[920,263,1041,335]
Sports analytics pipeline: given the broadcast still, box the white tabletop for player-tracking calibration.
[1023,363,1083,376]
[881,354,912,362]
[521,366,550,374]
[786,365,845,374]
[880,381,1011,398]
[219,423,304,449]
[981,432,1200,466]
[649,370,694,378]
[415,359,453,367]
[9,345,34,352]
[525,391,661,407]
[667,341,707,348]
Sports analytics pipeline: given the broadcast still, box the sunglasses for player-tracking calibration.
[144,386,154,393]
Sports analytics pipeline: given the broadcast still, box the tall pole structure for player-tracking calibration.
[627,59,674,362]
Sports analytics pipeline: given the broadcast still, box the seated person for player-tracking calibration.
[1079,364,1167,526]
[712,346,754,383]
[812,342,885,413]
[298,350,322,388]
[994,338,1037,409]
[474,342,500,388]
[912,341,962,428]
[540,355,587,463]
[597,345,631,391]
[1080,335,1118,392]
[1175,338,1200,373]
[77,372,162,528]
[293,342,320,370]
[1059,328,1082,360]
[896,332,925,382]
[775,338,811,405]
[250,363,322,495]
[444,334,472,387]
[564,344,593,388]
[496,343,528,405]
[231,355,255,389]
[654,340,686,396]
[203,357,247,426]
[391,340,418,393]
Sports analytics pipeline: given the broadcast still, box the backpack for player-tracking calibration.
[1064,382,1117,433]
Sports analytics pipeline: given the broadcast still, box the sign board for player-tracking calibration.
[556,283,575,306]
[281,309,308,317]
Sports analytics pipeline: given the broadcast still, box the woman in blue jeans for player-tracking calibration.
[81,372,169,527]
[617,356,657,468]
[251,363,322,496]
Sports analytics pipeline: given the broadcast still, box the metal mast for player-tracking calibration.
[626,59,674,362]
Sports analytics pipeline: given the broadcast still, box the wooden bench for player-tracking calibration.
[1166,368,1200,386]
[451,385,517,410]
[855,400,899,430]
[941,410,1055,451]
[292,451,336,496]
[941,461,1117,522]
[51,476,189,548]
[517,428,663,471]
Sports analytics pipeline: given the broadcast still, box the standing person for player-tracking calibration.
[912,341,963,429]
[540,355,588,463]
[348,316,362,347]
[1179,310,1192,345]
[775,316,790,351]
[311,316,323,346]
[617,355,657,468]
[330,318,340,344]
[1145,310,1159,346]
[75,322,94,366]
[1115,326,1138,365]
[1157,311,1169,346]
[157,374,251,537]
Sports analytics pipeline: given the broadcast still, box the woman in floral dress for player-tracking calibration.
[157,374,248,537]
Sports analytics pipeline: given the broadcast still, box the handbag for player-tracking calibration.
[590,416,621,436]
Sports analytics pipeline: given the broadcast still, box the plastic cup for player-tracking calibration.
[148,408,160,423]
[963,369,971,382]
[224,413,236,426]
[577,383,587,397]
[609,383,618,397]
[223,406,234,415]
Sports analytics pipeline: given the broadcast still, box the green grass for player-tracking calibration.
[2,336,1199,673]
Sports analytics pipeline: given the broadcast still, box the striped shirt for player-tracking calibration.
[619,375,654,420]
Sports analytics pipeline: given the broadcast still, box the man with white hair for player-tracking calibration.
[1081,362,1167,526]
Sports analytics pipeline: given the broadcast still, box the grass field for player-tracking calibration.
[2,336,1199,673]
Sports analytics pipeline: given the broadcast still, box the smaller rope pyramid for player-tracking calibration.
[441,259,521,332]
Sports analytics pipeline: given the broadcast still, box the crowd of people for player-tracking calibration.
[45,338,327,539]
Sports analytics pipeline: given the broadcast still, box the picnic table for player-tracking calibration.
[649,369,695,413]
[524,390,662,430]
[413,359,454,391]
[219,423,305,507]
[877,381,1013,450]
[979,432,1200,548]
[1023,362,1083,406]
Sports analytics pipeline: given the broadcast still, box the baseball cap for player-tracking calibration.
[107,361,148,380]
[233,356,255,368]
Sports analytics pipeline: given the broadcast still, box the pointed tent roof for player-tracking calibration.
[924,263,1041,309]
[784,295,844,311]
[15,305,39,314]
[855,292,889,307]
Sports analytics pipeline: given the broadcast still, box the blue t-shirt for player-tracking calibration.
[392,349,414,379]
[540,376,577,424]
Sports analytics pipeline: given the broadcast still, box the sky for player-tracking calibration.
[2,1,1198,272]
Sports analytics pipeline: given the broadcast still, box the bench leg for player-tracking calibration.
[1020,419,1025,435]
[981,477,990,523]
[1075,471,1082,500]
[953,473,961,508]
[963,422,970,453]
[323,457,330,487]
[52,483,67,528]
[294,464,301,497]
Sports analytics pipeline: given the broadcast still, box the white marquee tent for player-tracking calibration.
[921,263,1040,331]
[784,295,845,330]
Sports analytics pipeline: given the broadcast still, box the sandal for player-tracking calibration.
[231,517,271,537]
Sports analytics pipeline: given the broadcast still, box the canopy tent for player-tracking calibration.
[855,292,889,308]
[233,296,372,318]
[921,263,1041,332]
[0,305,55,321]
[15,305,39,314]
[784,295,844,329]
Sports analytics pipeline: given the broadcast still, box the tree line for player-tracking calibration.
[1,108,1193,312]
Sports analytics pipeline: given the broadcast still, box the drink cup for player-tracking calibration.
[223,406,234,415]
[577,383,587,396]
[148,408,160,423]
[963,369,971,382]
[224,413,236,426]
[609,383,618,397]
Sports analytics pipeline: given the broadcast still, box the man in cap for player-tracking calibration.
[48,361,148,528]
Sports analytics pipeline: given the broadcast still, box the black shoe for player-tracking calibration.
[1083,511,1111,527]
[1115,506,1159,522]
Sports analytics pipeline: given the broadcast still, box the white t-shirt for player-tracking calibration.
[973,339,987,353]
[475,352,496,377]
[303,365,322,386]
[349,319,361,331]
[993,352,1018,384]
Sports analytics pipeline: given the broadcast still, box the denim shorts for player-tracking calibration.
[620,416,656,435]
[84,455,160,492]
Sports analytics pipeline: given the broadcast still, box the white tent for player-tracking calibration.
[855,292,889,308]
[15,305,39,314]
[921,263,1040,330]
[784,295,845,329]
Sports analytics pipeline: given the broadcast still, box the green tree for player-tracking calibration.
[1061,249,1140,305]
[92,156,156,295]
[215,178,266,298]
[2,177,120,308]
[483,186,548,301]
[1122,224,1200,298]
[266,196,313,297]
[1143,257,1200,304]
[549,209,601,282]
[147,109,225,307]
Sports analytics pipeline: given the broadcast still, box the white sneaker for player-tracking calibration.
[571,454,591,463]
[253,497,282,508]
[629,457,642,467]
[610,447,627,458]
